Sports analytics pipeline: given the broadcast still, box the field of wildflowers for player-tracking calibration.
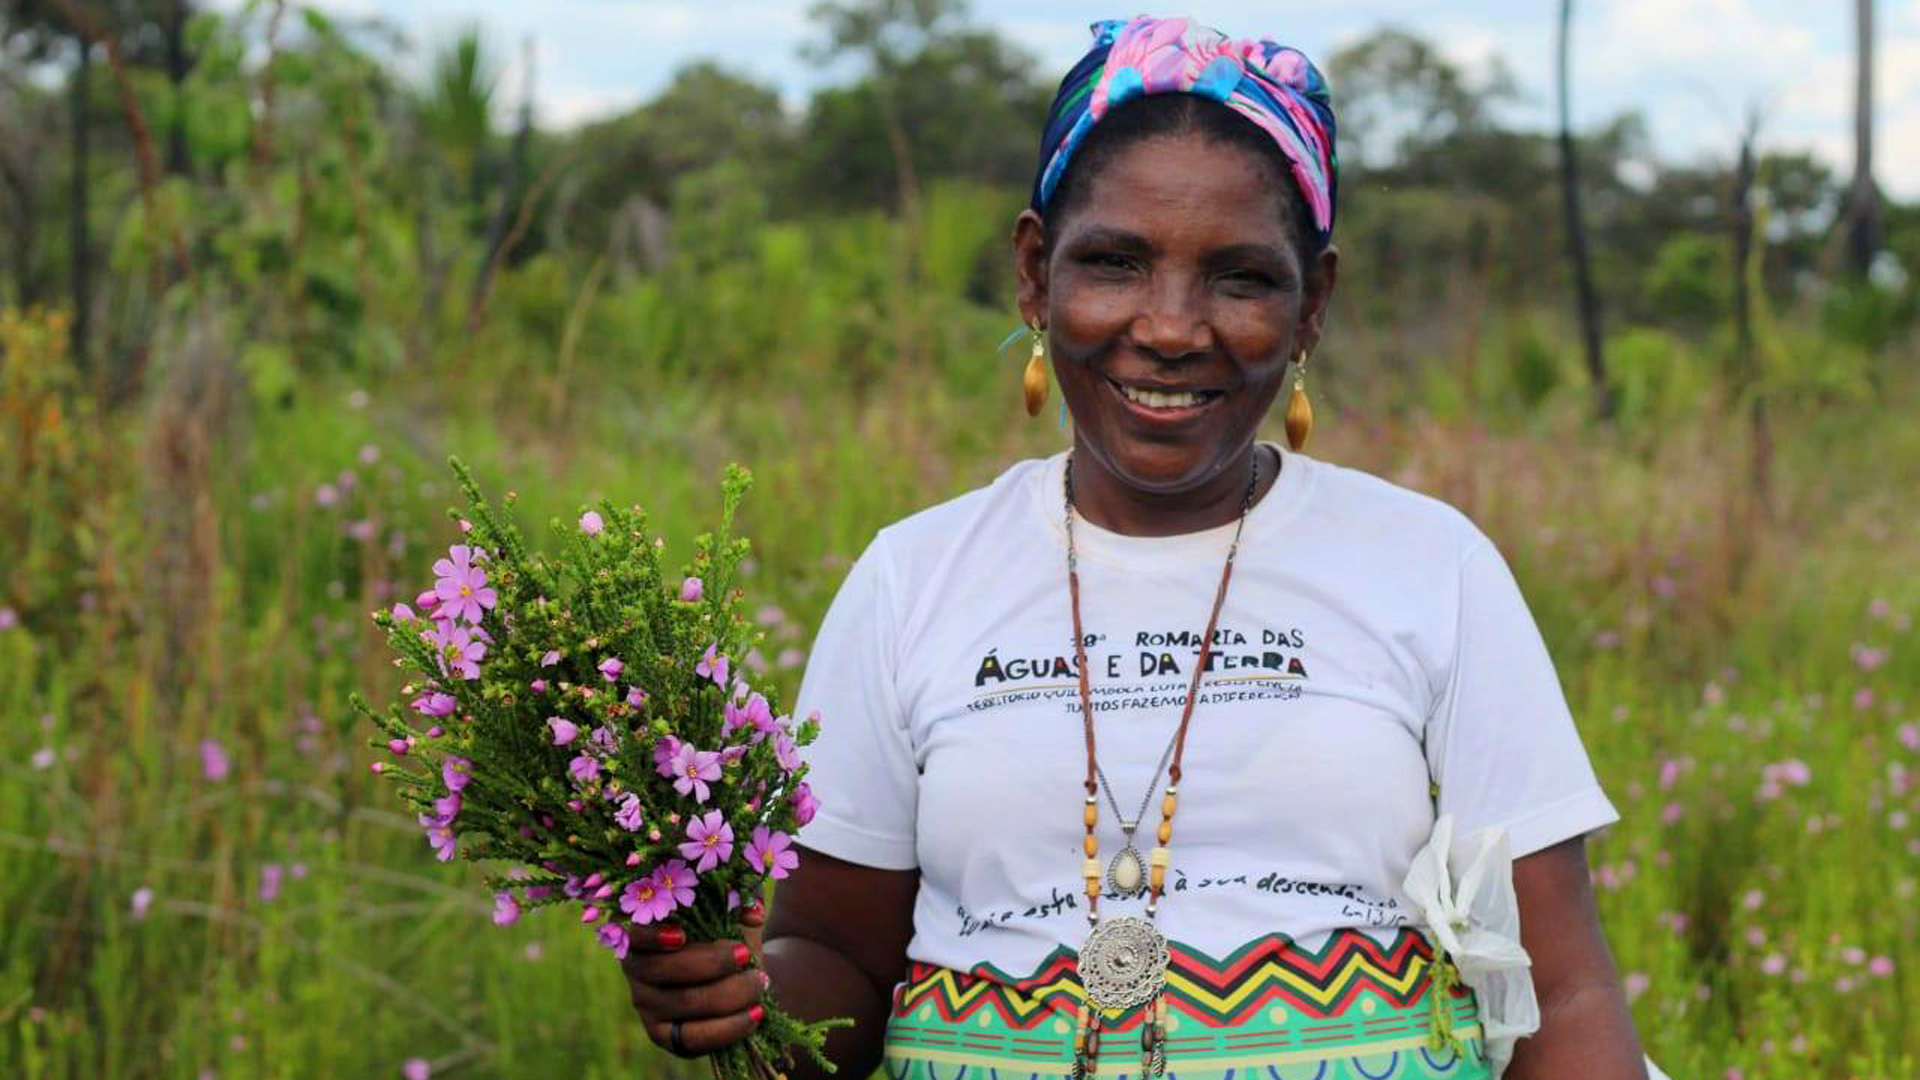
[2,285,1915,1080]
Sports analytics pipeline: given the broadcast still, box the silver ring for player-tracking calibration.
[669,1019,688,1056]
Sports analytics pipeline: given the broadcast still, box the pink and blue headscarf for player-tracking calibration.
[1032,16,1340,250]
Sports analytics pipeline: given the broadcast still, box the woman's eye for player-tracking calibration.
[1219,270,1276,291]
[1082,253,1137,274]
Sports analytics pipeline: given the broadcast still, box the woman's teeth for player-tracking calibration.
[1120,384,1213,409]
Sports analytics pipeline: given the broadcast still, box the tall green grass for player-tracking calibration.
[1,228,1915,1080]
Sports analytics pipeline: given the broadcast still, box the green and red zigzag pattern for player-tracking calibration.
[884,928,1490,1080]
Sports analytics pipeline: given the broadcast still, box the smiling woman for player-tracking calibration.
[621,15,1657,1080]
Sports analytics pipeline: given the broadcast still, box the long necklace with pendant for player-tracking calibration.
[1065,449,1259,1080]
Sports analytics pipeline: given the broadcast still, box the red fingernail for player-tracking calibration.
[749,1005,766,1025]
[732,943,751,969]
[658,926,686,949]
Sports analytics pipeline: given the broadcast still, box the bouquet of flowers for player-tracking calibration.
[353,460,846,1079]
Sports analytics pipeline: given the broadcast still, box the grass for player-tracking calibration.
[0,296,1914,1080]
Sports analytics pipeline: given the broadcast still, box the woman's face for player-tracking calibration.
[1014,131,1338,499]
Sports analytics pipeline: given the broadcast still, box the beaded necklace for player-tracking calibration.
[1064,449,1260,1080]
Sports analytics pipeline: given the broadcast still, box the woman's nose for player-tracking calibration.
[1128,276,1211,361]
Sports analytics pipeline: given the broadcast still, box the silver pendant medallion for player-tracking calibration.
[1078,916,1169,1011]
[1106,844,1146,897]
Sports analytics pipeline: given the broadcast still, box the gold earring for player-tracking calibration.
[1023,321,1049,418]
[1285,349,1314,451]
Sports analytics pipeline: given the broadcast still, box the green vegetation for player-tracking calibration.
[0,2,1915,1078]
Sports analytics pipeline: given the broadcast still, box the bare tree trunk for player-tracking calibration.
[69,36,92,373]
[0,147,39,307]
[1557,0,1612,419]
[164,0,193,175]
[1843,0,1879,275]
[1730,110,1771,516]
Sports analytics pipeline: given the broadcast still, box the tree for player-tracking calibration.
[418,24,498,207]
[1327,28,1516,177]
[803,0,961,215]
[556,62,789,256]
[1840,0,1880,275]
[1557,0,1611,419]
[796,0,1044,213]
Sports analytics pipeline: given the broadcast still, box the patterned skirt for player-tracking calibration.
[882,928,1489,1080]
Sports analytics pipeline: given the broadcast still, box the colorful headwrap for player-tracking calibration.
[1032,16,1340,250]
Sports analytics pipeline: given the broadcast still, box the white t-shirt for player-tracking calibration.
[794,444,1618,981]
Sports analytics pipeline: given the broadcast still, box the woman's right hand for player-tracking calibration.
[621,904,770,1058]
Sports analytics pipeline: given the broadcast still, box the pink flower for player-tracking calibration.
[1622,972,1650,1003]
[1851,643,1890,671]
[680,810,736,872]
[30,747,55,770]
[259,863,284,902]
[425,824,457,862]
[0,607,17,630]
[1760,953,1787,976]
[423,620,486,680]
[669,742,722,803]
[1768,759,1812,786]
[597,922,630,959]
[738,694,779,743]
[653,735,683,777]
[432,545,497,625]
[403,1058,431,1080]
[410,692,456,717]
[774,732,801,773]
[130,886,154,920]
[568,754,602,784]
[419,793,461,829]
[695,643,729,688]
[680,577,703,602]
[791,782,819,827]
[493,891,521,925]
[626,686,647,707]
[621,873,675,925]
[744,827,799,879]
[441,757,472,792]
[548,717,579,745]
[655,859,696,907]
[1868,955,1895,977]
[1899,723,1920,751]
[598,657,624,682]
[615,793,644,832]
[580,511,604,536]
[200,739,230,782]
[540,649,561,667]
[1657,759,1683,790]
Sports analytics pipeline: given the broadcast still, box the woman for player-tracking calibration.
[624,16,1655,1080]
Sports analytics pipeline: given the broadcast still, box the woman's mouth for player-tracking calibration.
[1104,375,1225,423]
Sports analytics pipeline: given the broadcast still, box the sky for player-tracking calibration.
[215,0,1920,198]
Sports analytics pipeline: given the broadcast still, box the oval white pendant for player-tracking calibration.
[1108,846,1145,895]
